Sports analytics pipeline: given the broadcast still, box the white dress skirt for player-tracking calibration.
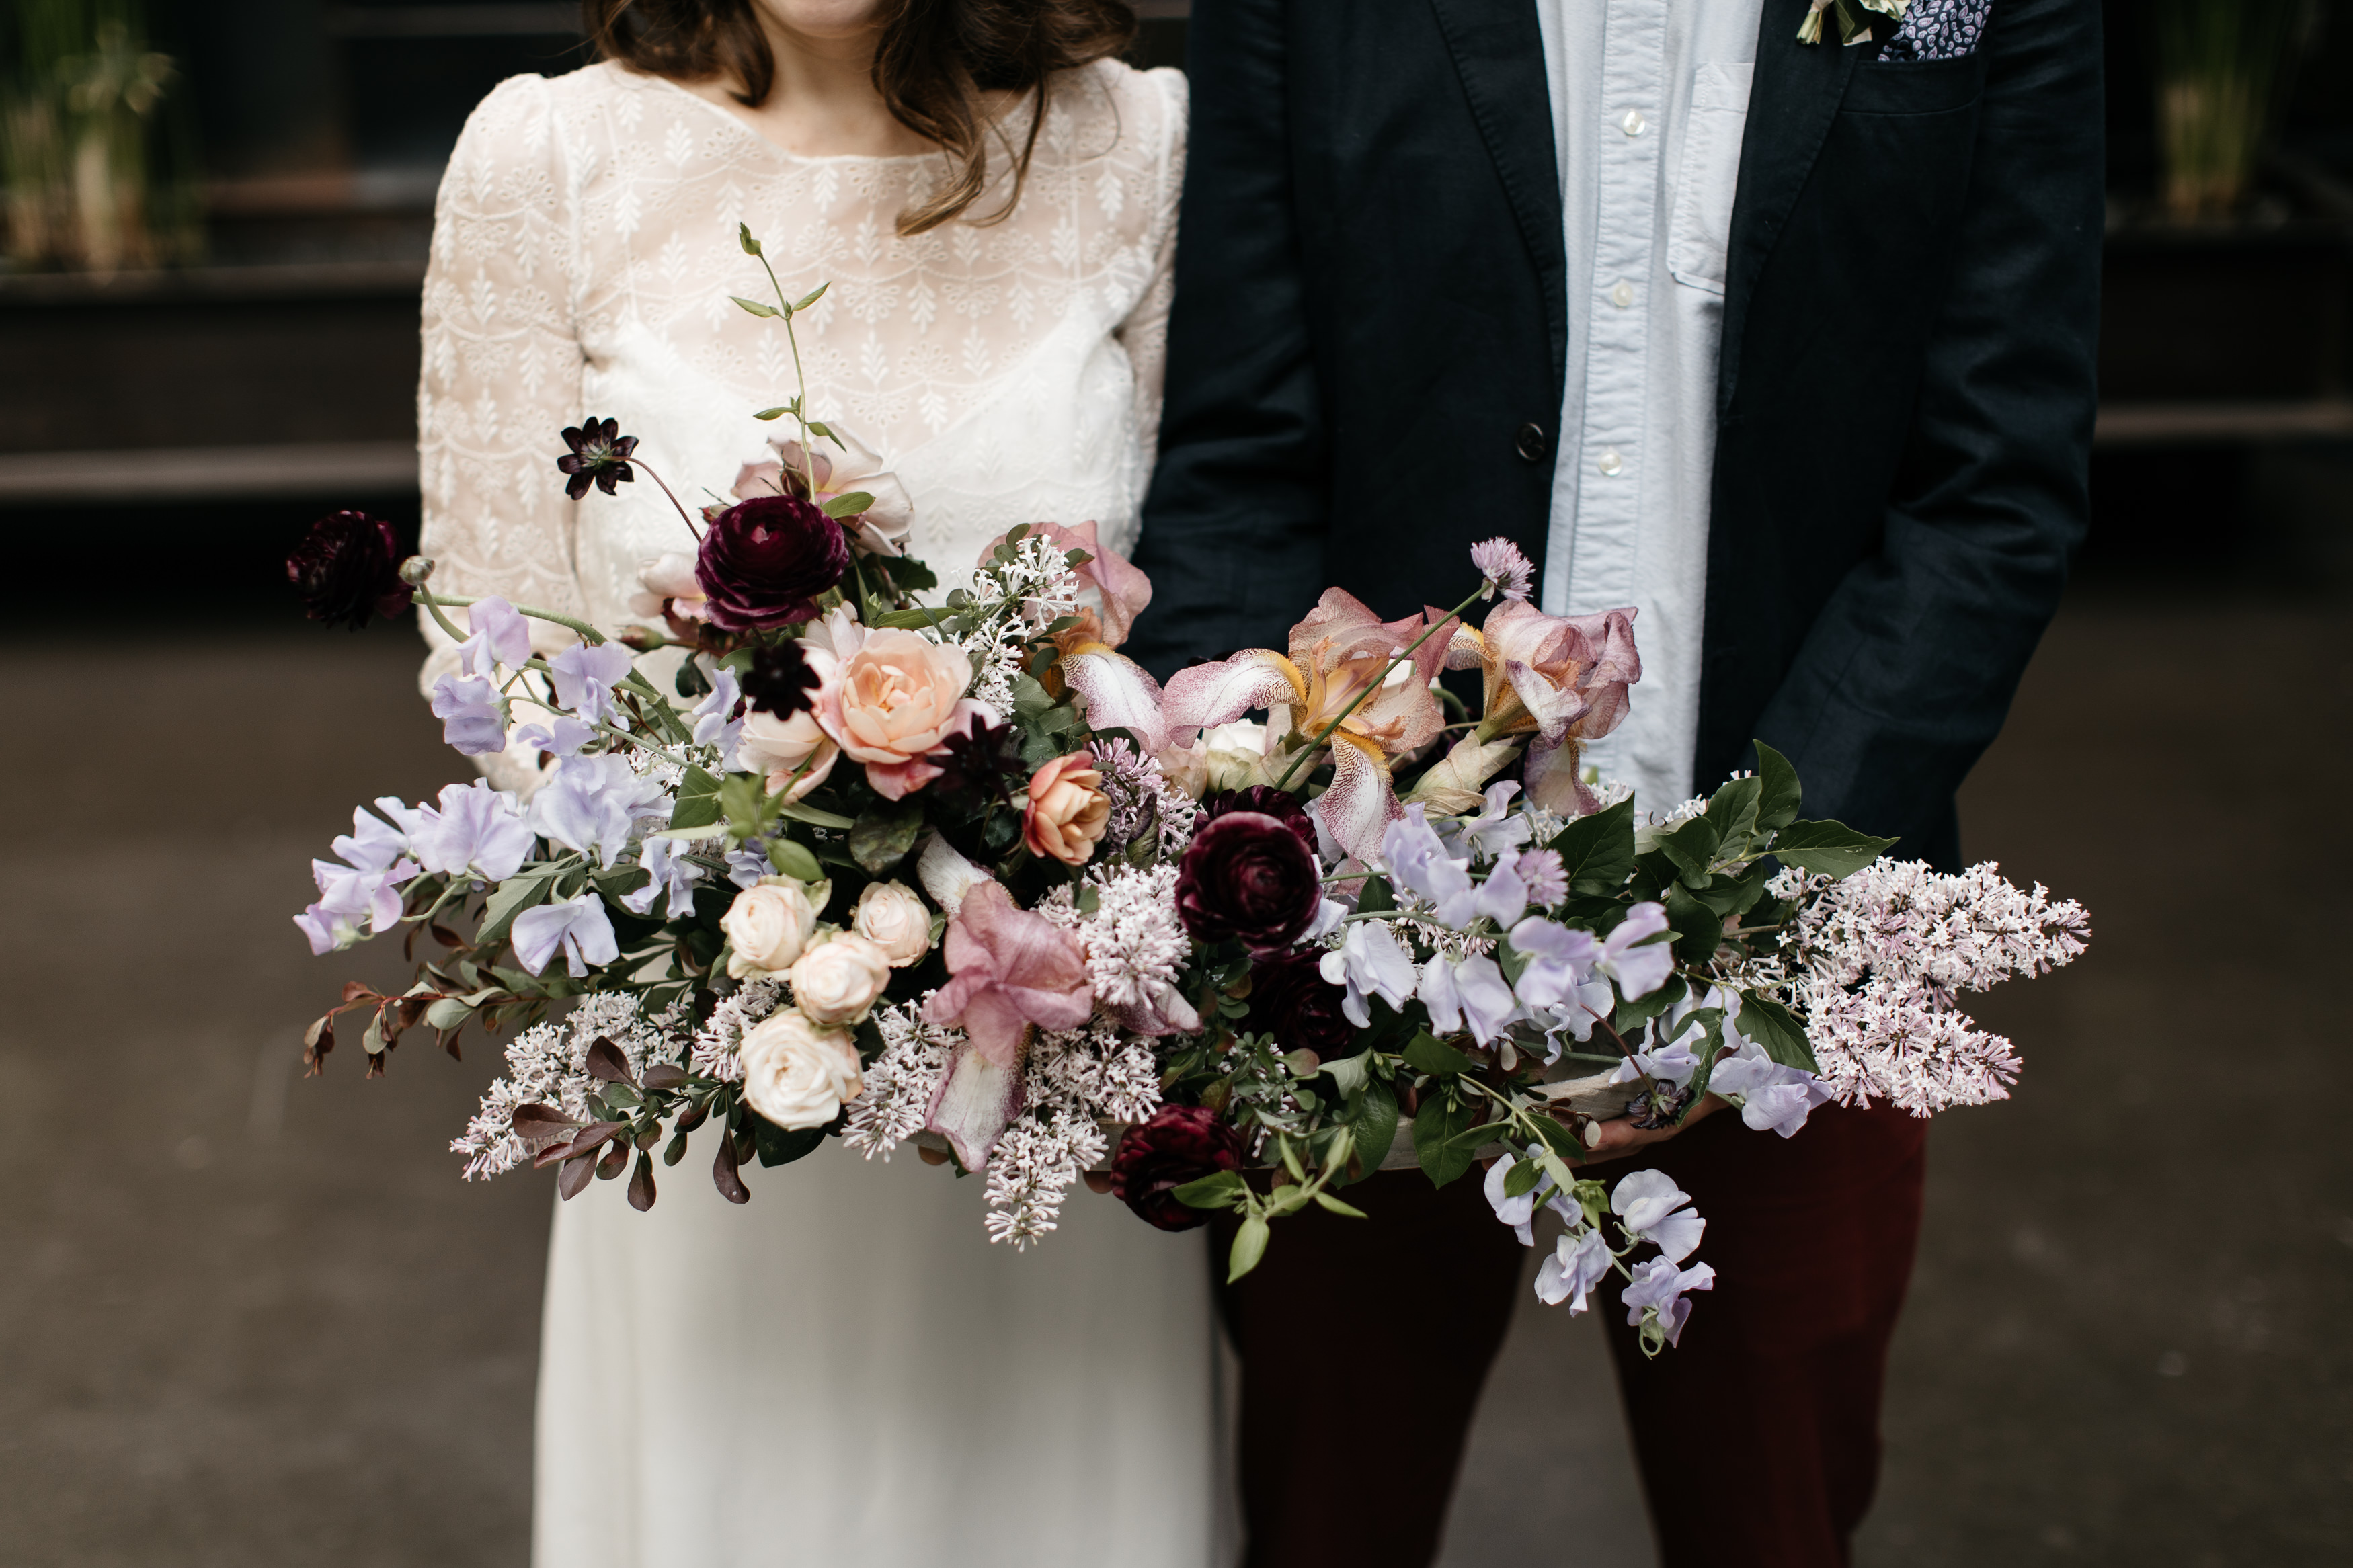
[415,57,1228,1567]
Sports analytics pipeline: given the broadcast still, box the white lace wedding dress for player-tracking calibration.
[416,58,1226,1568]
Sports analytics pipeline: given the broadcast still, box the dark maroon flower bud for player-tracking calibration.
[1176,810,1321,952]
[742,641,819,718]
[694,493,849,631]
[1244,947,1354,1057]
[1110,1104,1246,1232]
[928,715,1025,813]
[286,509,413,631]
[556,415,639,500]
[1198,786,1317,856]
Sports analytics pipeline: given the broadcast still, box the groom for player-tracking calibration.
[1129,0,2101,1563]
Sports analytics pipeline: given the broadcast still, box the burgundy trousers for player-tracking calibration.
[1215,1103,1929,1568]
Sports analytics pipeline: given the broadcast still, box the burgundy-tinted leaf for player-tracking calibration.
[712,1136,751,1204]
[627,1153,657,1212]
[557,1151,596,1200]
[301,1016,333,1075]
[340,981,376,1005]
[641,1062,688,1091]
[533,1119,625,1169]
[510,1102,584,1153]
[596,1142,629,1180]
[674,1100,709,1132]
[584,1036,637,1086]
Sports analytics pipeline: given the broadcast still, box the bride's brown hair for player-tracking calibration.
[586,0,1138,235]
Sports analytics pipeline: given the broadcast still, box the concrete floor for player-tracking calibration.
[3,586,2347,1565]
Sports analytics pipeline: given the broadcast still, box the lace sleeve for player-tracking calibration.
[1116,69,1188,474]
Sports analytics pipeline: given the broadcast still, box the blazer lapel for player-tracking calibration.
[1426,0,1568,388]
[1718,0,1862,417]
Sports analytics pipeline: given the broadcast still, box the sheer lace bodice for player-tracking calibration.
[417,57,1183,645]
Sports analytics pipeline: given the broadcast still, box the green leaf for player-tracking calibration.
[1403,1030,1474,1079]
[1227,1216,1271,1283]
[1665,882,1724,965]
[1612,972,1687,1032]
[423,996,473,1031]
[1354,875,1396,915]
[1704,774,1763,858]
[793,281,829,311]
[1770,818,1899,879]
[819,491,875,518]
[767,837,824,883]
[1173,1170,1247,1209]
[1731,991,1819,1074]
[1529,1114,1585,1165]
[1322,1050,1371,1098]
[1312,1192,1369,1219]
[1654,815,1722,883]
[752,1115,826,1167]
[1009,672,1056,720]
[1502,1155,1543,1198]
[729,294,779,317]
[1754,740,1803,830]
[775,799,857,831]
[476,870,555,947]
[1348,1078,1399,1180]
[737,223,762,255]
[670,766,723,831]
[752,406,789,421]
[1414,1091,1480,1188]
[1552,796,1637,896]
[848,798,926,874]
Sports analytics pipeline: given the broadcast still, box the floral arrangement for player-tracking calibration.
[286,235,2089,1354]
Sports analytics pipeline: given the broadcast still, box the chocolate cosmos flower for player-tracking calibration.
[1109,1104,1246,1232]
[1176,810,1322,952]
[557,416,638,499]
[694,493,850,631]
[1244,947,1355,1059]
[286,510,413,630]
[928,716,1027,813]
[741,641,820,719]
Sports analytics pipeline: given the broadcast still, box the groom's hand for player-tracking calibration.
[1570,1093,1729,1166]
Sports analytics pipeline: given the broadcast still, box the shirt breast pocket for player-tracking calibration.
[1666,63,1754,298]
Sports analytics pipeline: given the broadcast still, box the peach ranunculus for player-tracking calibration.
[1160,589,1457,862]
[815,627,990,800]
[733,421,915,558]
[1021,752,1112,866]
[1446,600,1641,815]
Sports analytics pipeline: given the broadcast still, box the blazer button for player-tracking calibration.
[1514,422,1548,462]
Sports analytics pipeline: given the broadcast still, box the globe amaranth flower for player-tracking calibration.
[741,641,820,718]
[1244,946,1355,1058]
[1176,810,1322,952]
[1109,1104,1246,1232]
[286,510,413,630]
[694,492,849,631]
[557,415,638,500]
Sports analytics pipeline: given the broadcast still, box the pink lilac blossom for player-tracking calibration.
[450,995,686,1180]
[841,1001,959,1161]
[687,977,783,1083]
[1470,536,1534,602]
[1078,864,1199,1035]
[1090,737,1199,859]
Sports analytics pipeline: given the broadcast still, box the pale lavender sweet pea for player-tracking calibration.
[690,666,744,771]
[529,754,671,869]
[1708,1030,1835,1139]
[1536,1225,1613,1312]
[1419,952,1519,1045]
[621,834,704,919]
[1508,917,1616,1042]
[1611,1168,1706,1263]
[409,779,536,882]
[1317,919,1417,1027]
[456,595,531,676]
[1439,780,1534,863]
[1621,1255,1716,1347]
[430,673,506,755]
[515,715,595,758]
[1610,1030,1704,1090]
[1382,809,1472,913]
[547,642,633,723]
[331,804,409,874]
[292,902,360,956]
[725,841,774,890]
[1483,1147,1560,1245]
[1596,901,1675,999]
[512,891,620,977]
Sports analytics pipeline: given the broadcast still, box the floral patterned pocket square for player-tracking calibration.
[1800,0,1991,61]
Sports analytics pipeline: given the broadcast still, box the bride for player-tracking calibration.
[413,3,1218,1564]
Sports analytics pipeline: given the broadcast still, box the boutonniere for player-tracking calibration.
[1798,0,1905,46]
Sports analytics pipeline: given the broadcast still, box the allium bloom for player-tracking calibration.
[1470,536,1534,602]
[818,628,990,799]
[739,1009,864,1130]
[694,492,850,630]
[1621,1255,1716,1348]
[1610,1169,1706,1263]
[555,415,637,499]
[1176,810,1322,951]
[1244,946,1355,1057]
[1446,600,1640,815]
[512,891,621,977]
[286,510,413,630]
[1109,1104,1246,1231]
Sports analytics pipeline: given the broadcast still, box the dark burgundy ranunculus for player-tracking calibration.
[556,415,638,499]
[1176,810,1321,951]
[1110,1104,1246,1231]
[1198,785,1317,856]
[741,641,819,718]
[1244,946,1354,1059]
[694,493,849,630]
[286,510,412,631]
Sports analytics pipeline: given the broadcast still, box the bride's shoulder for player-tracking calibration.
[453,60,649,146]
[1045,58,1187,168]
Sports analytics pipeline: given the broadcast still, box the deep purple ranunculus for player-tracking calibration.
[1176,810,1321,951]
[694,493,849,630]
[1244,946,1355,1058]
[1198,785,1317,856]
[1109,1104,1246,1232]
[286,510,412,630]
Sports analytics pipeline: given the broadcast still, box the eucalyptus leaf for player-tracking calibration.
[820,491,875,518]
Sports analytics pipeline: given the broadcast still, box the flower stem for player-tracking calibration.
[417,588,607,647]
[753,250,823,509]
[629,457,703,541]
[1271,587,1483,793]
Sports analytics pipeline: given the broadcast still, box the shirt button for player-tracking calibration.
[1620,108,1647,136]
[1597,448,1624,477]
[1514,422,1548,462]
[1609,280,1635,309]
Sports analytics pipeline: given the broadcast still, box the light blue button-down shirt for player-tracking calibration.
[1533,0,1762,812]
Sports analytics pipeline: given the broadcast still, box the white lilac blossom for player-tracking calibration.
[1078,864,1196,1032]
[689,666,744,770]
[1621,1255,1716,1348]
[547,642,633,722]
[512,891,621,977]
[1470,536,1535,602]
[1708,1038,1834,1137]
[982,1108,1105,1250]
[1318,919,1417,1026]
[1610,1169,1706,1262]
[456,595,530,675]
[1536,1225,1613,1311]
[622,835,704,919]
[1031,1024,1164,1126]
[409,780,535,882]
[1092,737,1199,859]
[450,994,687,1180]
[687,977,783,1082]
[1420,953,1519,1045]
[841,1001,957,1159]
[430,672,506,755]
[529,754,671,868]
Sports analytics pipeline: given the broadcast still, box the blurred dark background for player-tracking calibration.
[1,3,2347,1566]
